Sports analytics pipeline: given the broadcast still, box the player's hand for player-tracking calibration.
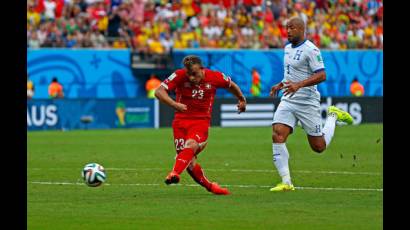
[237,98,246,114]
[269,83,283,98]
[282,81,301,97]
[173,102,187,112]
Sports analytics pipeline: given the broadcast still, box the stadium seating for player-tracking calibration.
[27,0,383,51]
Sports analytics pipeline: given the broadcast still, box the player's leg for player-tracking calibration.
[307,135,326,153]
[300,105,353,153]
[185,120,230,195]
[186,136,212,190]
[186,159,229,195]
[270,102,297,192]
[295,104,327,153]
[165,138,199,183]
[321,105,354,147]
[165,120,199,185]
[187,158,212,191]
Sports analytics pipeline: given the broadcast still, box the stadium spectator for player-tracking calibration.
[145,74,161,98]
[43,0,57,20]
[48,77,64,99]
[28,32,41,48]
[350,77,365,97]
[90,29,109,47]
[347,27,361,49]
[129,0,145,23]
[27,74,35,99]
[27,0,383,50]
[160,32,174,53]
[148,33,166,65]
[112,37,128,48]
[250,68,261,97]
[328,33,340,50]
[27,3,41,26]
[268,0,284,20]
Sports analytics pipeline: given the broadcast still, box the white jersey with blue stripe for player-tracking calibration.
[282,39,325,105]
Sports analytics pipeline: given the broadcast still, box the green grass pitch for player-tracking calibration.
[28,124,383,230]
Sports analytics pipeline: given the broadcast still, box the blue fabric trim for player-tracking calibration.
[313,68,325,73]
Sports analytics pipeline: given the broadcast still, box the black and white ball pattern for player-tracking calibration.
[82,163,106,187]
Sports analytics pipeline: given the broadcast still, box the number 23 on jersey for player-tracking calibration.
[192,89,204,99]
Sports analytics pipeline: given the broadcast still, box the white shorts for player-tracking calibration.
[272,100,323,136]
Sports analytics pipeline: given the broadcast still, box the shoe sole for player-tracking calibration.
[164,175,180,185]
[270,188,295,192]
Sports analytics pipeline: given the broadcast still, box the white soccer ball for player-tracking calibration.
[82,163,106,187]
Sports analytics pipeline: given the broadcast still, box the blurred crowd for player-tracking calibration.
[27,0,383,52]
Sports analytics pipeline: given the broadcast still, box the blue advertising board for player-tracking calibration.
[27,49,383,98]
[27,99,158,131]
[27,49,142,99]
[172,49,383,97]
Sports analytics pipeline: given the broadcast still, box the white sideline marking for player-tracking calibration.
[28,181,383,192]
[31,167,381,176]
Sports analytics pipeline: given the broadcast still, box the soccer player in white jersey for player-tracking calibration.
[269,17,354,192]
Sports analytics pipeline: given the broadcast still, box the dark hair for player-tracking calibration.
[52,77,58,82]
[182,55,202,70]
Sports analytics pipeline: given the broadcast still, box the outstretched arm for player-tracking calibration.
[227,81,246,113]
[154,85,187,112]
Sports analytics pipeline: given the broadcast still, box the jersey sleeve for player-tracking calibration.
[213,71,232,88]
[161,70,184,91]
[308,48,325,73]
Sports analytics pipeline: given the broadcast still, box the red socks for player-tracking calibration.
[172,148,195,174]
[172,149,212,191]
[187,163,212,190]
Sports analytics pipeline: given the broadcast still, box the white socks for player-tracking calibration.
[323,113,337,147]
[271,114,337,185]
[272,143,292,185]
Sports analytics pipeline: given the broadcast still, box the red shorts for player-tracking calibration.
[172,118,210,155]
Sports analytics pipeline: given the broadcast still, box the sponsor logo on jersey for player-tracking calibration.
[205,83,211,89]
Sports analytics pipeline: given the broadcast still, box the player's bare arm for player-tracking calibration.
[270,82,285,98]
[227,81,247,113]
[154,85,187,112]
[282,71,326,96]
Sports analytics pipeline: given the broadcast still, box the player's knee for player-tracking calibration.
[185,139,199,152]
[272,131,286,143]
[311,143,326,153]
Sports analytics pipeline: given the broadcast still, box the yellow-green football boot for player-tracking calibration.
[269,183,295,192]
[328,106,354,125]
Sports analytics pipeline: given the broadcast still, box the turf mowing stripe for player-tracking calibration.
[28,181,383,192]
[31,167,381,176]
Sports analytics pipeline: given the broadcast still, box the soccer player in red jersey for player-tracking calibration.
[155,55,247,195]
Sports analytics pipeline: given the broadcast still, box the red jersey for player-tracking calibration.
[161,68,231,120]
